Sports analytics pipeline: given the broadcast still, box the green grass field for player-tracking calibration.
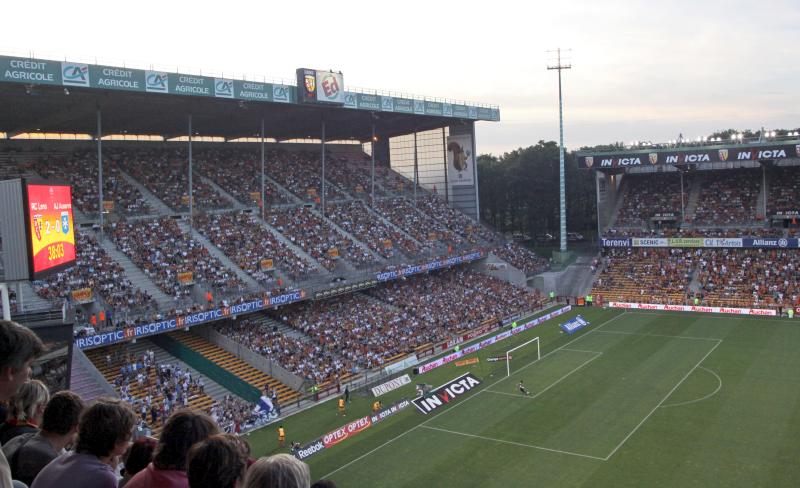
[246,307,800,487]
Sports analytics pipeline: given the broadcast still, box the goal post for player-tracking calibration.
[506,336,540,377]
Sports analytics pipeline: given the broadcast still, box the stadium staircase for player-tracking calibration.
[366,202,425,248]
[255,314,310,341]
[179,221,263,293]
[69,349,116,402]
[684,173,703,223]
[199,176,244,210]
[94,231,176,311]
[556,256,596,297]
[116,167,174,216]
[159,331,301,406]
[15,282,53,312]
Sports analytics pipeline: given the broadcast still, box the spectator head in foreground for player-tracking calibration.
[243,454,310,488]
[0,379,50,444]
[31,398,137,488]
[120,437,157,487]
[2,391,85,486]
[125,409,220,488]
[0,320,45,402]
[186,434,248,488]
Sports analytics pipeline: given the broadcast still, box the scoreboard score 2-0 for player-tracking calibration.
[24,182,76,279]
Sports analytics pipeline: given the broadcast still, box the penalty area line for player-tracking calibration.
[320,311,628,479]
[420,425,607,461]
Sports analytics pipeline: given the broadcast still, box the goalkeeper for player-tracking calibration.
[517,380,530,396]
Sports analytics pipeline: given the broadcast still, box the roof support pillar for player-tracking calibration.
[188,114,193,229]
[321,118,326,217]
[97,107,104,239]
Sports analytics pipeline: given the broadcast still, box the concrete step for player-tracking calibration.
[180,220,263,293]
[15,281,53,312]
[70,354,113,402]
[95,232,175,310]
[252,314,310,342]
[118,167,173,216]
[129,337,232,402]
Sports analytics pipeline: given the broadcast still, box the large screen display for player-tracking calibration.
[25,182,76,278]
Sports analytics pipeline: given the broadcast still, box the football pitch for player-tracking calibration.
[247,307,800,487]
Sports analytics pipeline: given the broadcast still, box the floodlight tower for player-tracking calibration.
[548,48,571,254]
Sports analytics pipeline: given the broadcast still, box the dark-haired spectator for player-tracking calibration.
[0,320,45,488]
[31,398,137,488]
[125,410,220,488]
[0,380,49,444]
[186,434,248,488]
[119,437,156,488]
[243,454,310,488]
[310,480,337,488]
[2,391,85,486]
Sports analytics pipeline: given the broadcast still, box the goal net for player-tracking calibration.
[505,336,540,377]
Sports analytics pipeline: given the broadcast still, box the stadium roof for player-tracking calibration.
[0,54,500,142]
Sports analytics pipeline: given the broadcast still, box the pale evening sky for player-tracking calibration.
[3,0,799,156]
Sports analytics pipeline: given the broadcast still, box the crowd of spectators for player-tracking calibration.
[194,149,293,206]
[418,195,498,243]
[267,150,347,202]
[34,150,151,216]
[615,173,683,227]
[215,318,352,385]
[603,227,788,238]
[492,242,550,275]
[375,197,464,251]
[768,165,800,215]
[209,394,271,435]
[326,201,419,259]
[32,232,157,317]
[111,218,244,299]
[194,211,314,283]
[693,169,761,225]
[697,249,799,308]
[266,206,377,270]
[370,268,544,334]
[593,248,698,304]
[115,148,232,212]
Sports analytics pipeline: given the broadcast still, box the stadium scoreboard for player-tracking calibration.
[0,179,76,281]
[24,182,76,278]
[296,68,345,105]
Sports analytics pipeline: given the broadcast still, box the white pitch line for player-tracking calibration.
[625,310,796,324]
[561,348,605,354]
[420,425,607,461]
[659,367,722,409]
[603,339,722,461]
[484,351,601,400]
[594,329,722,342]
[320,311,629,479]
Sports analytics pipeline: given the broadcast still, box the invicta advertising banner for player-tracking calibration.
[412,372,482,414]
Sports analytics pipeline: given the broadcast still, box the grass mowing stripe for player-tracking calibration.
[602,339,723,461]
[321,310,629,479]
[594,329,723,342]
[420,425,608,461]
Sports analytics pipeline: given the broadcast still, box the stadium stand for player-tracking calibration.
[116,148,233,211]
[33,149,152,216]
[32,231,156,321]
[215,317,351,385]
[615,173,683,227]
[592,248,697,304]
[327,200,420,259]
[266,206,378,270]
[492,242,550,275]
[693,169,761,225]
[193,210,315,283]
[194,148,294,206]
[267,149,347,202]
[110,218,245,300]
[375,197,466,250]
[768,165,800,215]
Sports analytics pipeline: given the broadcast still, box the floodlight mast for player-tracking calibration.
[548,48,571,253]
